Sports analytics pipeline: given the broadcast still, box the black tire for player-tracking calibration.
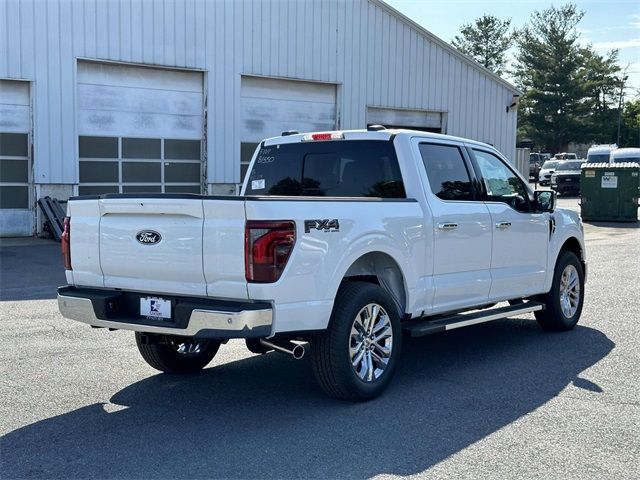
[311,281,402,401]
[535,251,584,331]
[245,338,271,354]
[135,333,221,373]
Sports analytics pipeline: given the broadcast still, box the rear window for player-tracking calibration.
[556,161,582,171]
[245,140,406,198]
[587,154,610,163]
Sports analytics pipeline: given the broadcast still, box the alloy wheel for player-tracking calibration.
[559,264,580,318]
[349,303,393,382]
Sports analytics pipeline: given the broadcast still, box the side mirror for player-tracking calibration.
[534,190,556,212]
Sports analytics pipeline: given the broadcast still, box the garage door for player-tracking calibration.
[0,80,32,236]
[77,62,204,195]
[366,107,443,133]
[239,76,337,178]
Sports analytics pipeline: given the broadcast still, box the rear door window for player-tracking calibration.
[246,141,405,198]
[418,143,474,201]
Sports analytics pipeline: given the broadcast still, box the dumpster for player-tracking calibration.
[580,162,640,222]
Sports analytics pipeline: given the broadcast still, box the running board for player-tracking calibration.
[402,302,544,337]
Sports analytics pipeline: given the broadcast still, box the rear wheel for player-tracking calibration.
[535,251,584,331]
[135,333,221,373]
[311,282,402,401]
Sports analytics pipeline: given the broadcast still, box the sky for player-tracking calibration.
[385,0,640,97]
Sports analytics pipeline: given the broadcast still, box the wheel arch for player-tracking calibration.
[560,236,585,266]
[339,251,408,318]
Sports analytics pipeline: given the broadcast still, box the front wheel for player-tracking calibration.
[311,282,402,401]
[135,333,221,373]
[535,251,585,331]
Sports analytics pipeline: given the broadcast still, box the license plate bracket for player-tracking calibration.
[140,296,172,320]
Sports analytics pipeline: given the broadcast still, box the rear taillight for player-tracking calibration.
[245,220,295,283]
[61,216,72,270]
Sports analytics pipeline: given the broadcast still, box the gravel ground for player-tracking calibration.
[1,197,638,479]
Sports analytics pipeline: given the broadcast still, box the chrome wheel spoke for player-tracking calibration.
[356,357,368,379]
[352,347,366,367]
[353,317,367,337]
[370,305,379,326]
[568,275,578,289]
[372,315,387,333]
[366,351,374,382]
[370,349,388,367]
[373,325,392,343]
[173,339,204,356]
[363,305,375,332]
[373,342,391,356]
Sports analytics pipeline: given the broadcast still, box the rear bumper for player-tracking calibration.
[57,286,272,339]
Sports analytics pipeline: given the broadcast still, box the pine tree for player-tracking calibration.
[451,15,513,76]
[514,4,590,152]
[582,48,622,142]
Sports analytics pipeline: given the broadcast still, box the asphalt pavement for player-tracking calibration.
[1,197,639,479]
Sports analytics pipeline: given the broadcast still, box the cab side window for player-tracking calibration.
[472,149,530,212]
[419,143,474,201]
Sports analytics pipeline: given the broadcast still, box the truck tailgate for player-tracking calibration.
[99,198,208,296]
[67,196,248,299]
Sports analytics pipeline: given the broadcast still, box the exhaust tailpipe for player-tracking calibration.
[260,339,305,360]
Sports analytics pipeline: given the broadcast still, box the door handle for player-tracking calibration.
[495,221,512,229]
[437,222,458,231]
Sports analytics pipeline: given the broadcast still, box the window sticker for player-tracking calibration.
[251,178,266,190]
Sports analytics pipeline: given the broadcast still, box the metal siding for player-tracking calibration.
[19,0,35,78]
[451,58,462,134]
[83,0,96,58]
[60,1,75,180]
[6,0,20,77]
[95,0,109,59]
[0,0,519,187]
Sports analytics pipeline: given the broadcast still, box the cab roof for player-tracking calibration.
[262,128,494,149]
[588,144,617,153]
[612,147,640,158]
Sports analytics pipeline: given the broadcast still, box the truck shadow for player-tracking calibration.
[1,320,613,479]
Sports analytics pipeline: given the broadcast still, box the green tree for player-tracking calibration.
[582,48,622,142]
[514,4,591,152]
[618,97,640,147]
[452,15,513,75]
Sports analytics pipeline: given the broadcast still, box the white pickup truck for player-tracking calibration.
[58,128,586,400]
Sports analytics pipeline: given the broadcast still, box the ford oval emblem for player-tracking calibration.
[136,230,162,245]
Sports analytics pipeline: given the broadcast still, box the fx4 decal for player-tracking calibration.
[304,219,340,233]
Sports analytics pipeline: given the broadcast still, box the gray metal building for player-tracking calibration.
[0,0,520,236]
